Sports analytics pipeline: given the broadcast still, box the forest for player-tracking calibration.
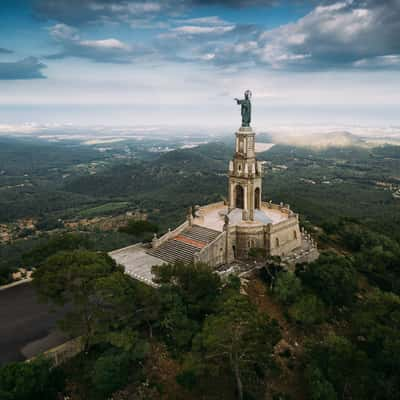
[0,136,399,399]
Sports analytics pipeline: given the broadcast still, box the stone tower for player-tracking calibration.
[228,126,262,221]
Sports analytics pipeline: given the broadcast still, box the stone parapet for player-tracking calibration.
[262,201,295,217]
[109,242,145,256]
[151,221,189,249]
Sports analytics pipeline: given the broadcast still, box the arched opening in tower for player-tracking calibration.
[254,187,260,209]
[235,185,244,209]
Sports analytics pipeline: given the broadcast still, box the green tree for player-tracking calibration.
[304,365,337,400]
[288,293,325,326]
[151,262,223,353]
[89,271,153,354]
[193,293,281,400]
[23,233,92,267]
[0,358,64,400]
[33,250,120,350]
[354,245,400,294]
[119,219,158,235]
[352,289,400,398]
[273,271,303,305]
[91,350,131,399]
[304,334,368,399]
[300,252,358,307]
[153,262,222,321]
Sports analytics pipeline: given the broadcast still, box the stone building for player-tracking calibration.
[110,122,318,285]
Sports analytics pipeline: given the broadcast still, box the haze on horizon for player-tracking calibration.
[1,0,400,129]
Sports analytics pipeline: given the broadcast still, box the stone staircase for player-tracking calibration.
[147,225,220,264]
[180,225,221,243]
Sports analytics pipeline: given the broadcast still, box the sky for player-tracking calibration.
[0,0,399,130]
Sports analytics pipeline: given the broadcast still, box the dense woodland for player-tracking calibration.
[0,136,399,399]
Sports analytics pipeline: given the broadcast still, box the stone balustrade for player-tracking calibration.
[151,220,189,249]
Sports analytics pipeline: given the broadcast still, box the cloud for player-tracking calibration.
[0,57,47,80]
[29,0,400,71]
[46,23,150,63]
[157,14,261,64]
[201,0,400,69]
[353,54,400,69]
[0,48,13,54]
[32,0,181,26]
[175,16,232,26]
[170,25,236,35]
[32,0,279,26]
[191,0,278,6]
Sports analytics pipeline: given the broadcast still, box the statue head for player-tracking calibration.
[244,90,252,100]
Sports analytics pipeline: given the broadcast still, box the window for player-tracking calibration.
[275,237,280,248]
[254,187,260,209]
[293,230,297,240]
[235,185,244,209]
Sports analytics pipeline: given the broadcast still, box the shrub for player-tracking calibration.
[119,220,158,235]
[273,272,303,305]
[0,357,64,400]
[92,350,131,398]
[288,294,325,326]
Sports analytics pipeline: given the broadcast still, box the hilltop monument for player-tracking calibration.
[111,91,318,285]
[235,89,252,127]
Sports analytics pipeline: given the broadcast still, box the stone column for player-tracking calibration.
[249,185,254,221]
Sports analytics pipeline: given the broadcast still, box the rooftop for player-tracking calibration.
[193,203,289,232]
[110,244,162,287]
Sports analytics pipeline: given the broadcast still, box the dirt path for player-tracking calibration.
[245,277,307,400]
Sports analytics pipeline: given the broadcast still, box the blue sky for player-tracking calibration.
[1,0,399,129]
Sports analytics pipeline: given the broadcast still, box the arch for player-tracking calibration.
[248,239,256,249]
[275,237,280,248]
[254,187,260,209]
[235,184,244,209]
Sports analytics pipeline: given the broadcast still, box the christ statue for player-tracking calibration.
[235,90,252,127]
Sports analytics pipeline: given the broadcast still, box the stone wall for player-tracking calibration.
[195,231,227,267]
[268,216,302,257]
[228,224,265,259]
[28,337,83,367]
[223,213,302,261]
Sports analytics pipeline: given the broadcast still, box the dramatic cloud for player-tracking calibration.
[200,0,400,69]
[32,0,279,26]
[0,57,46,80]
[34,0,400,70]
[33,0,181,26]
[157,14,261,64]
[259,0,400,68]
[46,23,149,63]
